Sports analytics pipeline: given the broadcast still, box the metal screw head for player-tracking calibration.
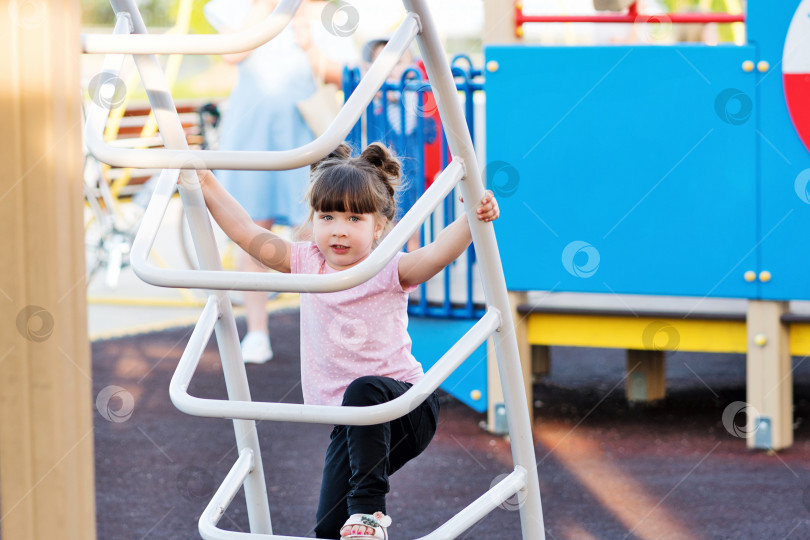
[742,60,754,72]
[753,333,767,347]
[486,60,499,73]
[759,270,771,283]
[744,270,756,282]
[757,60,770,73]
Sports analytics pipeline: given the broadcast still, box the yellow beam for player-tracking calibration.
[526,313,747,353]
[526,312,810,357]
[789,322,810,357]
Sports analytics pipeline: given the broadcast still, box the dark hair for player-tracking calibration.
[307,143,402,229]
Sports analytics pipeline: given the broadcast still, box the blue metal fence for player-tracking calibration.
[342,56,485,319]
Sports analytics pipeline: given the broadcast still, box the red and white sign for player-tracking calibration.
[784,0,810,153]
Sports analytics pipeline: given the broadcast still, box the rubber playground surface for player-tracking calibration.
[93,308,810,539]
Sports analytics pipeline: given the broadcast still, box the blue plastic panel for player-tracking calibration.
[486,45,759,298]
[750,1,810,300]
[409,317,487,413]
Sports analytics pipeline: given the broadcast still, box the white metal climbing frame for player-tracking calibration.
[82,0,545,538]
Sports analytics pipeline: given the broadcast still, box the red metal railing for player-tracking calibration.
[514,1,746,38]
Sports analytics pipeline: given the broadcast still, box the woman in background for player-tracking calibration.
[205,0,357,362]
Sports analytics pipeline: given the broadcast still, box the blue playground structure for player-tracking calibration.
[489,1,810,301]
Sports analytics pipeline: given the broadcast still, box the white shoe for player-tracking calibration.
[241,331,273,364]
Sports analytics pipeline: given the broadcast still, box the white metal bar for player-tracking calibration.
[171,308,500,424]
[88,1,544,538]
[415,467,528,540]
[199,449,256,540]
[200,455,526,540]
[201,455,309,540]
[131,159,464,292]
[83,0,300,54]
[106,0,274,533]
[84,14,421,171]
[403,1,546,538]
[175,295,220,388]
[98,14,131,63]
[82,14,132,145]
[199,449,319,540]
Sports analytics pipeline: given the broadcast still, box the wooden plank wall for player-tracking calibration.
[0,1,97,538]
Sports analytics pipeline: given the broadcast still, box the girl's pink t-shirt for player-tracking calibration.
[291,242,425,406]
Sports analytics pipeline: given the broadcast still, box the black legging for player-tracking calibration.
[313,376,440,538]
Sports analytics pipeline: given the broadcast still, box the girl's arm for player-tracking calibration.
[196,170,292,273]
[398,191,499,288]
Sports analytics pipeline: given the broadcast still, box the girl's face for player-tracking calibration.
[313,210,384,271]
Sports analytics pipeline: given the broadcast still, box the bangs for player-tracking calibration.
[309,164,379,215]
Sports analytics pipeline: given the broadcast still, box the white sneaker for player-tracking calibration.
[241,331,273,364]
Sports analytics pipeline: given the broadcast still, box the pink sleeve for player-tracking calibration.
[392,251,417,293]
[290,242,313,274]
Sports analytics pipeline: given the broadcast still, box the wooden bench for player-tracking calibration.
[103,99,220,198]
[488,291,810,449]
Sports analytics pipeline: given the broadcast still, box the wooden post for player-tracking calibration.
[626,350,666,403]
[0,1,96,538]
[483,0,520,45]
[488,291,533,433]
[532,344,550,378]
[746,301,792,450]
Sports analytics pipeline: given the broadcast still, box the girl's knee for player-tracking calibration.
[342,376,391,407]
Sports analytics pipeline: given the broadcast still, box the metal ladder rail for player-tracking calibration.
[172,292,501,426]
[128,159,464,294]
[403,1,544,538]
[136,170,525,540]
[201,447,529,540]
[178,301,518,540]
[85,20,432,295]
[84,15,422,171]
[83,2,486,530]
[82,0,301,55]
[92,0,275,534]
[84,1,544,538]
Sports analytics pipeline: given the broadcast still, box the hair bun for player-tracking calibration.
[310,143,352,171]
[360,143,401,188]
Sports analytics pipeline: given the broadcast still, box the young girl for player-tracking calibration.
[197,142,499,538]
